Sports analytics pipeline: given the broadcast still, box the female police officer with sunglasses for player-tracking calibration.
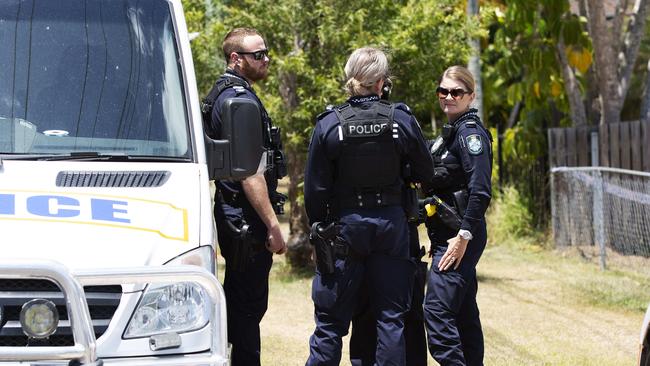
[422,65,492,366]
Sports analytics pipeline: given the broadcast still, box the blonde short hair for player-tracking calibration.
[344,47,389,96]
[440,65,475,92]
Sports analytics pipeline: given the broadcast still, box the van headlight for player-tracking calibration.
[123,246,215,338]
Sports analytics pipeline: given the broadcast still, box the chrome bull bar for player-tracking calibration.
[0,260,228,365]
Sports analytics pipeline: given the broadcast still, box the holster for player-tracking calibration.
[419,195,463,232]
[453,189,468,217]
[269,190,287,215]
[309,222,344,274]
[225,220,264,272]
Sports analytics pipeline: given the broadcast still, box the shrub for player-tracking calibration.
[487,185,535,244]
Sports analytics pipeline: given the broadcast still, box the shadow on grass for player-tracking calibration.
[477,272,523,284]
[271,259,315,282]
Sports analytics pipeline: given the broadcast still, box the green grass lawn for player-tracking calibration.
[215,240,649,365]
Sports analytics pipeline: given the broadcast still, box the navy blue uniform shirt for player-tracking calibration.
[425,110,492,242]
[304,95,435,224]
[455,119,492,233]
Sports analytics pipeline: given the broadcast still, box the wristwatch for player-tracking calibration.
[459,229,473,241]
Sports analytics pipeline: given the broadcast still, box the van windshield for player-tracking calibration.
[0,0,190,158]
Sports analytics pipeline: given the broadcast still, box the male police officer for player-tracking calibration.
[304,47,434,366]
[203,27,286,366]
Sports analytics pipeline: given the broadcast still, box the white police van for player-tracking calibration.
[0,1,264,365]
[640,303,650,366]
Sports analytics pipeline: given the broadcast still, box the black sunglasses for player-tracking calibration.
[236,49,269,61]
[436,87,471,100]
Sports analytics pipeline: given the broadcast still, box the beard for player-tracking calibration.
[240,58,268,82]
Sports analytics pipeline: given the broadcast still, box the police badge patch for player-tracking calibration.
[466,134,483,155]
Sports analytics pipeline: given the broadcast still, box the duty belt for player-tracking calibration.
[337,190,402,210]
[216,189,242,207]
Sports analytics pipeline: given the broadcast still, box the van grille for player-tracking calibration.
[56,171,170,187]
[0,279,122,346]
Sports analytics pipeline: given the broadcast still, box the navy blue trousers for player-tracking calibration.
[423,223,486,366]
[219,234,273,366]
[349,223,428,366]
[306,207,415,366]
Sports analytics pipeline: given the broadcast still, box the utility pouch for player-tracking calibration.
[453,189,469,217]
[225,220,253,272]
[404,183,419,223]
[268,127,287,179]
[309,222,340,274]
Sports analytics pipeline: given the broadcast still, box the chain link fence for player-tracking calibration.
[550,166,650,271]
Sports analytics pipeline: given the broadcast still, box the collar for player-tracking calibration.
[348,94,380,104]
[451,108,480,127]
[224,69,251,88]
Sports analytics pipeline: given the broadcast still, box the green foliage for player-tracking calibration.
[482,0,590,128]
[501,111,548,164]
[480,0,592,230]
[386,2,480,121]
[182,0,227,95]
[187,0,474,154]
[488,185,535,244]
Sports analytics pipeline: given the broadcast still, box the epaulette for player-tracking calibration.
[316,109,335,120]
[394,103,412,114]
[455,111,493,143]
[232,85,247,96]
[454,109,480,132]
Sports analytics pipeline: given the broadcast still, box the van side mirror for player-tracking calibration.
[205,98,266,180]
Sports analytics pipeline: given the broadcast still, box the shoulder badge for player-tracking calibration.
[466,134,483,155]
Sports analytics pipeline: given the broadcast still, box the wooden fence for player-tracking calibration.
[548,120,650,171]
[548,120,650,262]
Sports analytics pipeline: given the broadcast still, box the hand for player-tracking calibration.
[438,234,469,271]
[266,224,287,255]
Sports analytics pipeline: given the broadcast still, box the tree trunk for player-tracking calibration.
[577,0,600,125]
[430,109,438,135]
[277,47,312,271]
[619,0,650,102]
[586,0,622,124]
[640,59,650,121]
[284,142,312,270]
[556,37,588,126]
[506,100,524,129]
[467,0,483,122]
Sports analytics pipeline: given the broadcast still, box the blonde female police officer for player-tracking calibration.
[304,47,434,365]
[422,65,493,366]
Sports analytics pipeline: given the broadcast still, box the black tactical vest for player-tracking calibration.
[426,109,493,193]
[201,73,250,137]
[204,72,285,206]
[332,100,403,209]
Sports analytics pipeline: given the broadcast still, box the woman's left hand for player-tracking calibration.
[438,234,469,271]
